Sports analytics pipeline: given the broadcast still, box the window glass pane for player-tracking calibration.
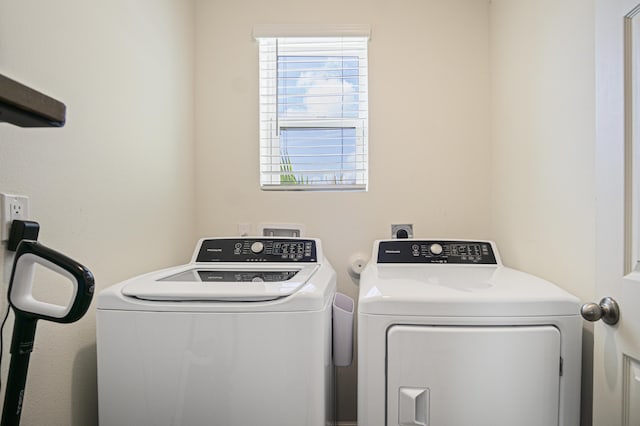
[278,56,360,119]
[280,128,362,185]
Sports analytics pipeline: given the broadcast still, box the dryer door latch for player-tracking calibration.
[399,387,429,426]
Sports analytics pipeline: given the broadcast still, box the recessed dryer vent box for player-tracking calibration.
[259,223,305,238]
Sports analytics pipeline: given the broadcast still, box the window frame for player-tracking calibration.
[257,32,370,191]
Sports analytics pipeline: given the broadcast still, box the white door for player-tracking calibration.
[594,1,640,424]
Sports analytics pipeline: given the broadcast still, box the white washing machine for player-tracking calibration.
[97,237,339,426]
[358,239,582,426]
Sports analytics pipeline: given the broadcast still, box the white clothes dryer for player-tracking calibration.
[97,237,338,426]
[358,239,582,426]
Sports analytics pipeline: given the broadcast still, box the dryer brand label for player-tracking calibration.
[377,240,497,264]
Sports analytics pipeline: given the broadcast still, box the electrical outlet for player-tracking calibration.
[1,193,30,242]
[391,224,413,239]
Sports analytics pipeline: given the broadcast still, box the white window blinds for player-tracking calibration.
[258,36,369,190]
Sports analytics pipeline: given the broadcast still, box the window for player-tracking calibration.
[258,35,369,190]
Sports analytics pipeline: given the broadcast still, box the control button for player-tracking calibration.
[251,277,264,283]
[251,241,265,254]
[430,243,443,255]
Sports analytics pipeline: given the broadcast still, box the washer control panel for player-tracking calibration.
[196,238,317,263]
[377,240,497,264]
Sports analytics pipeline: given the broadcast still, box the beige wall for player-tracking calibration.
[489,0,596,302]
[194,0,492,420]
[0,1,195,425]
[489,1,596,424]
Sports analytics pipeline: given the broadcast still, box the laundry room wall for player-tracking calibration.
[489,1,596,425]
[194,0,492,421]
[0,1,196,425]
[489,0,596,309]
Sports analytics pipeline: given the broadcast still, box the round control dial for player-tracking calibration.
[430,243,443,255]
[250,241,265,254]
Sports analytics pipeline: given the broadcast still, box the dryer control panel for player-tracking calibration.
[377,240,497,264]
[196,238,318,263]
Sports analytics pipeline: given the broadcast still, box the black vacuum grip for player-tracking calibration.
[2,241,94,426]
[8,240,94,323]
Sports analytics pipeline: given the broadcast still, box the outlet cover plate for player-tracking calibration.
[1,193,30,242]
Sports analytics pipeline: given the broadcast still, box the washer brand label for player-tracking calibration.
[196,239,318,263]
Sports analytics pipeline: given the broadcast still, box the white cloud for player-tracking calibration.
[302,77,354,117]
[285,67,356,118]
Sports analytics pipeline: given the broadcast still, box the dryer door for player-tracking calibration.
[386,325,561,426]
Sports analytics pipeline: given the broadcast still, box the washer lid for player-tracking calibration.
[122,263,320,301]
[358,264,580,317]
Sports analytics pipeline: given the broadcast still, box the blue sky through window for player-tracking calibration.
[277,55,360,184]
[278,55,359,119]
[280,128,358,184]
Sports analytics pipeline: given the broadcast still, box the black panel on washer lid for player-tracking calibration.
[196,238,317,262]
[377,240,497,264]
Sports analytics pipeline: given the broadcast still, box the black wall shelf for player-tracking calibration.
[0,73,66,128]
